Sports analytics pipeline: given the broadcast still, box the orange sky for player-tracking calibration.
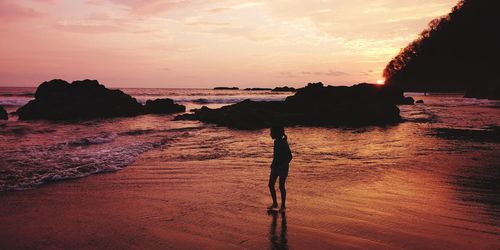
[0,0,458,88]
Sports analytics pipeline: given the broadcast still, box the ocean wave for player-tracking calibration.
[126,90,284,97]
[134,96,287,105]
[0,138,170,191]
[0,99,31,107]
[0,125,57,136]
[0,121,204,191]
[180,97,287,104]
[67,133,117,147]
[0,93,34,97]
[119,129,157,136]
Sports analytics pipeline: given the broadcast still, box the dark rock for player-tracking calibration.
[144,98,185,114]
[192,98,210,104]
[177,101,285,130]
[16,79,185,121]
[272,86,296,92]
[244,88,272,91]
[401,97,415,105]
[286,82,412,105]
[0,105,7,120]
[17,79,143,120]
[214,87,239,90]
[432,126,500,143]
[416,99,424,104]
[176,82,404,130]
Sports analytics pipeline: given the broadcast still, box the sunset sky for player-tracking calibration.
[0,0,458,88]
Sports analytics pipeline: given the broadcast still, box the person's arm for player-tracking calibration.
[284,140,292,163]
[271,141,277,168]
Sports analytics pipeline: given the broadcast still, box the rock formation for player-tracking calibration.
[17,79,185,120]
[176,82,407,130]
[0,105,7,120]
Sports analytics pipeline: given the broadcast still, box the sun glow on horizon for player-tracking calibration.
[376,79,385,85]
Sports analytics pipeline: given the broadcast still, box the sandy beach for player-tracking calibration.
[1,117,499,249]
[0,156,388,249]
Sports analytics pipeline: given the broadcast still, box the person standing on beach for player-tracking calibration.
[268,126,293,212]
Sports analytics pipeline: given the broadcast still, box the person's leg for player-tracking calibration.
[279,176,287,210]
[268,173,279,208]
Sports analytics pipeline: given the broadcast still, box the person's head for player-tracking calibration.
[270,125,285,140]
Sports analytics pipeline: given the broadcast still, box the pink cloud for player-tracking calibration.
[0,0,42,22]
[33,0,56,3]
[87,0,190,16]
[53,22,125,33]
[0,0,460,88]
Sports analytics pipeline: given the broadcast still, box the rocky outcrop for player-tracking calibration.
[176,82,405,130]
[244,88,272,91]
[383,0,500,92]
[17,79,185,120]
[144,98,186,114]
[0,105,7,120]
[272,86,296,92]
[214,87,239,90]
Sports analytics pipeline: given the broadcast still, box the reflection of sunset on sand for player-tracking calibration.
[1,93,499,248]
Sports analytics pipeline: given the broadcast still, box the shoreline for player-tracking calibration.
[2,144,499,249]
[0,155,388,249]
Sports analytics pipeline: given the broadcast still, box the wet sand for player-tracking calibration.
[0,158,386,249]
[1,143,499,249]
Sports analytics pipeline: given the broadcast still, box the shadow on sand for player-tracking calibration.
[268,210,288,249]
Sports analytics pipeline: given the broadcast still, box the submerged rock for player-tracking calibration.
[0,105,7,120]
[214,87,239,90]
[192,98,210,104]
[244,88,272,91]
[176,82,404,130]
[432,126,500,143]
[144,98,186,114]
[17,79,185,120]
[272,86,296,92]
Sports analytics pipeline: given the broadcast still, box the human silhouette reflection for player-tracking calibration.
[268,210,288,250]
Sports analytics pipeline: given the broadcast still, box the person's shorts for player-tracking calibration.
[271,167,288,177]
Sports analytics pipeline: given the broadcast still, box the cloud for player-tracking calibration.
[185,21,230,26]
[300,70,349,76]
[86,0,192,16]
[33,0,56,3]
[53,22,125,33]
[279,71,298,78]
[265,0,455,40]
[0,1,43,22]
[280,70,348,78]
[0,0,460,87]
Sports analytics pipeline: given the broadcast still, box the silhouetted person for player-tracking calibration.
[268,210,288,249]
[268,126,292,212]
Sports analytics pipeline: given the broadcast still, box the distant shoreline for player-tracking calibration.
[0,86,467,95]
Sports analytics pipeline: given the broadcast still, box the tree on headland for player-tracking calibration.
[383,0,500,93]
